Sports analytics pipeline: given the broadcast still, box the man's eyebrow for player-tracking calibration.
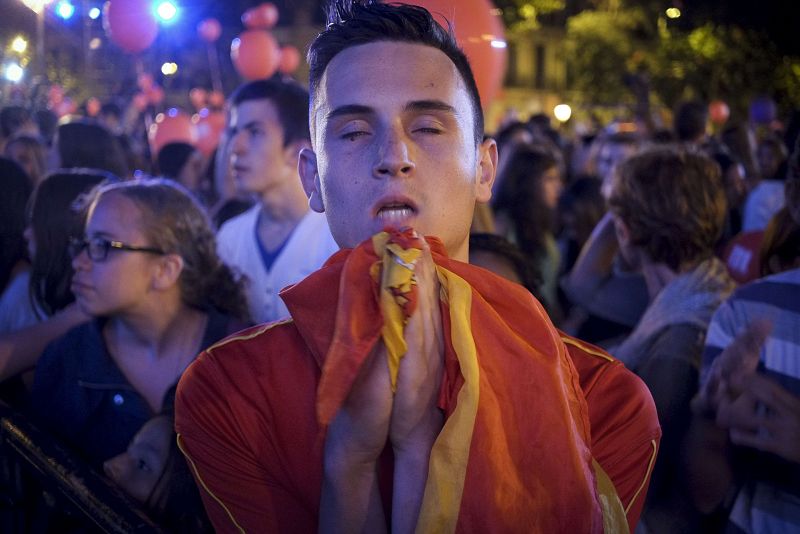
[404,100,456,115]
[326,104,375,122]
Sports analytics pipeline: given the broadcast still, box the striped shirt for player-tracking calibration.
[702,268,800,533]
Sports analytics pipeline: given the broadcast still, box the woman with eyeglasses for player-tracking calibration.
[30,178,249,467]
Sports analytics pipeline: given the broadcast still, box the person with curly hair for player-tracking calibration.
[30,178,249,467]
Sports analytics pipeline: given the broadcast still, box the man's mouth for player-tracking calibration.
[376,201,417,225]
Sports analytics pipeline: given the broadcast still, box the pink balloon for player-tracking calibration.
[242,3,279,29]
[193,110,226,155]
[278,45,301,74]
[103,0,158,54]
[149,109,195,155]
[407,0,507,109]
[231,30,281,80]
[197,18,222,43]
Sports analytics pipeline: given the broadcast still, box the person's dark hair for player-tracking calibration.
[34,109,58,146]
[156,142,196,179]
[558,176,605,248]
[230,75,310,146]
[758,134,789,181]
[492,145,559,259]
[146,417,213,533]
[28,169,116,316]
[469,233,540,295]
[307,0,484,145]
[83,179,250,322]
[759,207,800,276]
[5,134,47,185]
[492,121,532,159]
[100,102,123,120]
[674,100,708,142]
[0,158,34,292]
[786,133,800,225]
[56,119,128,178]
[0,106,31,138]
[609,146,727,271]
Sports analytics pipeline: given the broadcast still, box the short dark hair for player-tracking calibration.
[229,76,310,146]
[674,100,708,142]
[0,105,31,138]
[609,146,726,270]
[156,142,196,179]
[307,0,484,145]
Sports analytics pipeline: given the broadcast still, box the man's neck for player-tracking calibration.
[258,178,310,224]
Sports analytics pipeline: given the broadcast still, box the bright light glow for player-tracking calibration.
[88,6,101,19]
[490,40,507,49]
[56,0,75,19]
[5,63,24,83]
[11,36,28,53]
[666,7,681,19]
[89,37,102,50]
[20,0,53,15]
[155,1,178,22]
[553,104,572,123]
[161,62,178,75]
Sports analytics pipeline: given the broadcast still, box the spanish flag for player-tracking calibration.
[289,229,626,533]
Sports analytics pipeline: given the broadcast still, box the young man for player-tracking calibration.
[216,77,339,323]
[176,2,659,532]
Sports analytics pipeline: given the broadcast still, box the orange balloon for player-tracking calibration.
[193,110,226,155]
[406,0,507,109]
[231,30,281,80]
[278,45,301,74]
[709,100,730,126]
[189,87,208,110]
[242,3,279,30]
[208,91,226,109]
[149,110,195,155]
[197,18,222,43]
[103,0,158,54]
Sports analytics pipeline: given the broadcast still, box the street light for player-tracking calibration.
[5,63,25,82]
[56,0,74,19]
[666,7,681,19]
[11,36,28,53]
[19,0,55,78]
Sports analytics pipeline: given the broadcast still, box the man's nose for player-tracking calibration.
[229,130,247,155]
[373,127,414,178]
[103,453,130,483]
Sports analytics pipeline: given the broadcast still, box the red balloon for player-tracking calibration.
[231,30,281,80]
[208,91,225,109]
[197,18,222,43]
[86,97,101,117]
[242,3,279,30]
[149,109,195,155]
[147,86,165,106]
[132,92,149,112]
[278,45,301,74]
[708,100,730,126]
[189,88,208,110]
[193,110,226,155]
[103,0,158,54]
[137,73,154,91]
[405,0,507,109]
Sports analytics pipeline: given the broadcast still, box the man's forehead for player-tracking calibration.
[311,41,470,127]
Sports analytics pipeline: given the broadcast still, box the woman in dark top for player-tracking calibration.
[31,178,249,466]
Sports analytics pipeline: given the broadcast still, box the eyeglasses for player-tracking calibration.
[68,236,165,262]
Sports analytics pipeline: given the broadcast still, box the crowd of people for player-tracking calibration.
[0,0,798,532]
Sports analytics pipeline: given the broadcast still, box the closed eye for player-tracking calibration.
[342,130,370,141]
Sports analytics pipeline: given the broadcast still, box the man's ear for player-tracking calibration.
[283,139,311,169]
[152,253,184,291]
[475,137,498,204]
[298,148,325,213]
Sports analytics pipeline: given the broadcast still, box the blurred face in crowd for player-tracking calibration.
[70,192,171,318]
[301,41,496,261]
[177,149,207,192]
[228,98,297,199]
[540,165,563,211]
[104,415,172,503]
